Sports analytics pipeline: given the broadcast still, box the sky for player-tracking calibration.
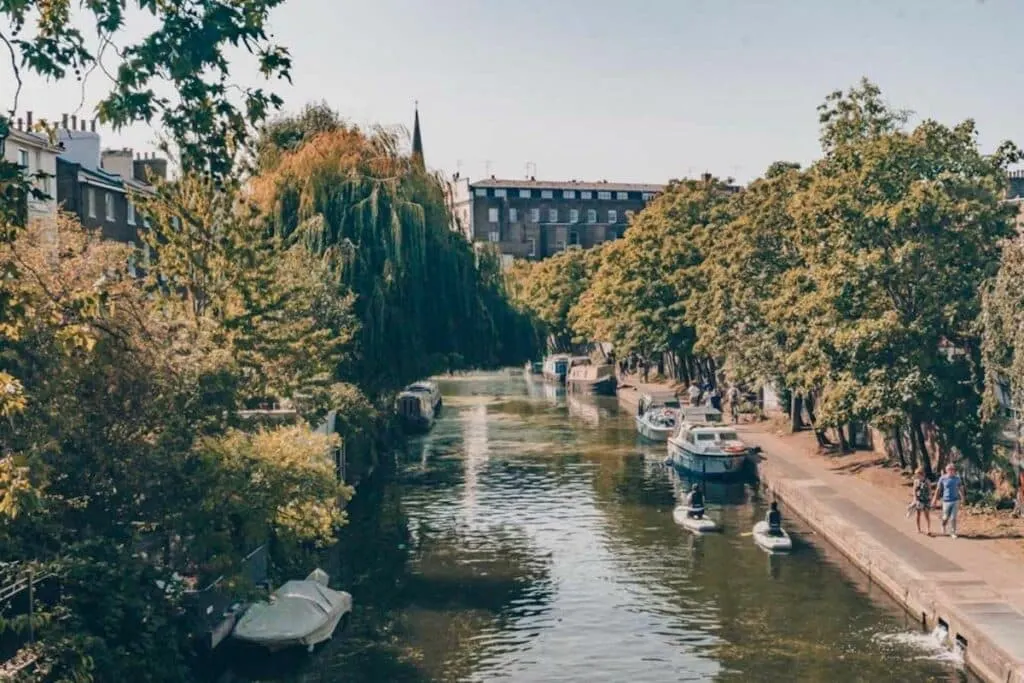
[4,0,1023,185]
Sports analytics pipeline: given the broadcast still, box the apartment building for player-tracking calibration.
[2,112,62,223]
[450,176,665,261]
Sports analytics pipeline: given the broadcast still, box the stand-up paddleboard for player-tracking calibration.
[752,520,792,552]
[673,507,720,533]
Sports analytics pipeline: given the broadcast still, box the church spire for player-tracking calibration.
[412,101,424,170]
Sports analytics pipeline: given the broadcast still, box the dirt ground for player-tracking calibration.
[769,426,1024,565]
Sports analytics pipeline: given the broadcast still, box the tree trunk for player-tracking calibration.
[891,427,907,468]
[837,426,850,453]
[790,393,805,432]
[912,420,933,479]
[804,392,831,446]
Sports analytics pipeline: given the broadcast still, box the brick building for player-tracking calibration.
[449,176,665,261]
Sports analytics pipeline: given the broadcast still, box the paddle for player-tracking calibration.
[739,531,754,537]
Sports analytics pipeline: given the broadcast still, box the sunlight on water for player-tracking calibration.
[213,370,975,683]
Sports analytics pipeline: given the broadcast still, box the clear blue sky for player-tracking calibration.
[6,0,1022,184]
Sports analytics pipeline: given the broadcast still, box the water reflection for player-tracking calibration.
[215,371,973,683]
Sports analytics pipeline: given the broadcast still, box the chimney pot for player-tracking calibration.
[25,111,32,129]
[15,118,22,130]
[62,113,68,129]
[70,115,77,130]
[90,119,96,132]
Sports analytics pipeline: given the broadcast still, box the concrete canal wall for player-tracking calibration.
[745,429,1024,683]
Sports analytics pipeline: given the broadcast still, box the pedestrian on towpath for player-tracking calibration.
[910,467,932,536]
[931,464,966,539]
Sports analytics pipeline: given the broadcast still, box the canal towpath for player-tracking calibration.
[617,377,1024,683]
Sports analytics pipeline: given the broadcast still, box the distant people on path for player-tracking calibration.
[766,501,783,536]
[686,484,705,519]
[1015,468,1024,518]
[931,463,966,538]
[709,386,722,412]
[909,467,933,535]
[727,385,740,423]
[641,359,650,383]
[687,382,701,406]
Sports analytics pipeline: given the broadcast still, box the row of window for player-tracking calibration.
[488,207,632,225]
[485,230,618,254]
[475,187,656,201]
[82,186,144,226]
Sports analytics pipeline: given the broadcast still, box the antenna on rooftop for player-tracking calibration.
[525,161,536,179]
[484,160,492,176]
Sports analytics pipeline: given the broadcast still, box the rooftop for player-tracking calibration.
[470,177,665,193]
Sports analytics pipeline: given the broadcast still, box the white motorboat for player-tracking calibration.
[636,408,678,442]
[667,419,749,478]
[752,521,792,552]
[672,507,720,533]
[232,569,352,652]
[405,380,442,415]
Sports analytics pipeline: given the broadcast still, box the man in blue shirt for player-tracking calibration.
[931,464,966,538]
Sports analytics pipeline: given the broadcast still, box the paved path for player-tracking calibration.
[741,426,1024,683]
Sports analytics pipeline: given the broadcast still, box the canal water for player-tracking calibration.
[221,371,973,683]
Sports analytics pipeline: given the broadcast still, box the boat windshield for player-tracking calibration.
[695,432,717,441]
[717,431,739,441]
[664,399,681,409]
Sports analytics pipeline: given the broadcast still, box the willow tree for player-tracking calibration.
[252,116,535,394]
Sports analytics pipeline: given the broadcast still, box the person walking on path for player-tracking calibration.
[931,464,966,538]
[687,382,701,406]
[641,359,650,384]
[726,385,740,423]
[911,467,932,535]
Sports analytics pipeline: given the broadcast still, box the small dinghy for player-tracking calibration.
[232,568,352,652]
[673,507,720,533]
[752,521,792,552]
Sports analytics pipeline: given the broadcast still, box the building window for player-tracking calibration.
[474,188,487,197]
[642,192,655,200]
[17,148,29,170]
[548,208,558,223]
[581,191,592,199]
[509,208,518,222]
[625,210,635,222]
[555,240,566,252]
[527,238,536,257]
[127,201,136,225]
[488,207,499,223]
[563,190,576,199]
[142,213,151,228]
[488,231,500,243]
[608,210,617,223]
[494,188,507,198]
[608,230,618,240]
[519,189,531,198]
[587,209,597,224]
[598,190,612,200]
[570,209,579,223]
[87,188,97,218]
[616,191,628,200]
[529,208,540,222]
[105,192,115,221]
[570,230,580,246]
[127,241,138,278]
[541,190,553,199]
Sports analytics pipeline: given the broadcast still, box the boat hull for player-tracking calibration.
[566,375,616,396]
[752,520,792,552]
[635,416,674,442]
[400,413,435,434]
[672,507,719,533]
[234,609,347,652]
[542,371,566,384]
[667,439,747,478]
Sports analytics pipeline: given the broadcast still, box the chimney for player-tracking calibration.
[90,119,96,133]
[71,115,77,130]
[15,118,22,130]
[25,111,32,129]
[134,153,168,183]
[62,113,68,129]
[702,172,712,183]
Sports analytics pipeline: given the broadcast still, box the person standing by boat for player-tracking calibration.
[687,382,701,406]
[766,501,783,536]
[911,467,932,535]
[931,464,966,538]
[709,386,722,412]
[686,484,705,519]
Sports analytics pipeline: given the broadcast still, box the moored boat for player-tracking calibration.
[566,363,617,396]
[667,419,749,477]
[396,390,435,433]
[635,390,682,442]
[542,354,571,383]
[232,569,352,652]
[404,380,442,415]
